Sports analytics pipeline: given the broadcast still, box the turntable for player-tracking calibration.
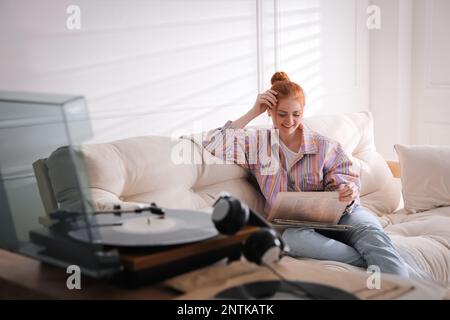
[0,92,261,288]
[27,203,258,288]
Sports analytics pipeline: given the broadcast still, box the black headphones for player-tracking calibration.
[212,193,288,266]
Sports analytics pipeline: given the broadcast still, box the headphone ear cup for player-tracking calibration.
[212,196,249,235]
[243,228,283,265]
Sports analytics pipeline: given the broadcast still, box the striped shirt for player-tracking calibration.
[279,140,303,191]
[198,120,360,216]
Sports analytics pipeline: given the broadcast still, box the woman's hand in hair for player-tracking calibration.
[251,90,278,116]
[231,90,278,129]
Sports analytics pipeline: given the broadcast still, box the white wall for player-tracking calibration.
[0,0,369,241]
[0,0,260,142]
[3,1,448,160]
[263,0,370,121]
[0,0,370,142]
[369,0,413,159]
[369,0,450,159]
[411,0,450,146]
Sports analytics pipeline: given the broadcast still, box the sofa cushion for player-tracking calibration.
[47,135,265,213]
[383,207,450,283]
[394,144,450,213]
[46,146,90,211]
[92,136,262,212]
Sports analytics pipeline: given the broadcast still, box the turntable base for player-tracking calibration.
[113,226,258,287]
[28,224,259,288]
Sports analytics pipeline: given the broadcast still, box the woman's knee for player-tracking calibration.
[282,227,366,266]
[341,206,382,229]
[348,222,388,240]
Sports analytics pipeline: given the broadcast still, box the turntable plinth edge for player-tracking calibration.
[120,226,259,272]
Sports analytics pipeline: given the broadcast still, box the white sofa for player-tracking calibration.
[40,111,449,286]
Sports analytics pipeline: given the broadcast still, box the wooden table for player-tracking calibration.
[2,248,445,300]
[0,249,179,299]
[0,224,259,299]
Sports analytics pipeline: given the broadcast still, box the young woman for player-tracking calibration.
[200,71,409,277]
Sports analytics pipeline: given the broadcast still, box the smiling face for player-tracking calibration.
[268,98,304,137]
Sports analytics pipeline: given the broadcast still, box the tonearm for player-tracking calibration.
[47,202,166,230]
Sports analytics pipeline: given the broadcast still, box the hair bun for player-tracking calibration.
[271,71,290,85]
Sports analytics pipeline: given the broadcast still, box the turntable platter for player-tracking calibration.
[68,208,219,247]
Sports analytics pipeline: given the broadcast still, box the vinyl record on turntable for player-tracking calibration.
[68,208,219,247]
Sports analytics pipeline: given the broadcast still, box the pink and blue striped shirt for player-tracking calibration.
[200,121,360,215]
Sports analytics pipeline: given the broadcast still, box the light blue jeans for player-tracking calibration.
[281,206,410,278]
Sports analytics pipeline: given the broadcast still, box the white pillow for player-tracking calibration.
[394,144,450,213]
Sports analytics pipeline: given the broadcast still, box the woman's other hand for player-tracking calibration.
[252,90,278,116]
[337,182,359,203]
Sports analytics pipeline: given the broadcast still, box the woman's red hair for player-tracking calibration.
[270,71,305,107]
